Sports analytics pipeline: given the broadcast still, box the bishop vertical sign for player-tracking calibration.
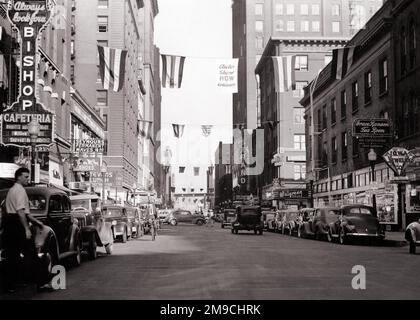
[0,0,55,147]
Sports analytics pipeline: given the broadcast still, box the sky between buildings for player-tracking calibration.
[154,0,233,169]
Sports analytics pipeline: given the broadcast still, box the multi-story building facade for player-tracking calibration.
[0,0,76,189]
[300,1,404,228]
[392,0,420,226]
[73,0,160,202]
[256,38,346,209]
[232,0,384,202]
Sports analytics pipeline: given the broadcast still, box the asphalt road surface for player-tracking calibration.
[3,224,420,300]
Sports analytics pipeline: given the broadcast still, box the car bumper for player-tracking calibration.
[346,233,385,238]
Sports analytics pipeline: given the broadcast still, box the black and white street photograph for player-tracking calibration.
[0,0,420,306]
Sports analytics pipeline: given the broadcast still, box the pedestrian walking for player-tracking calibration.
[1,168,44,293]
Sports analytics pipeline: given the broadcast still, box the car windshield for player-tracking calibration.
[103,208,123,217]
[346,207,374,215]
[28,195,46,211]
[71,199,90,210]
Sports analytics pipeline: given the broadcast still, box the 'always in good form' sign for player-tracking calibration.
[0,0,54,147]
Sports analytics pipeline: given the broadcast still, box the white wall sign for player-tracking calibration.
[216,59,238,93]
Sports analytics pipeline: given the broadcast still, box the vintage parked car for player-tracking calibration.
[170,210,206,226]
[70,194,113,258]
[102,205,133,242]
[296,208,316,238]
[329,205,385,244]
[221,209,236,228]
[125,206,141,238]
[231,205,264,235]
[158,209,171,224]
[299,207,341,240]
[405,219,420,254]
[263,210,276,232]
[0,186,82,270]
[276,210,300,235]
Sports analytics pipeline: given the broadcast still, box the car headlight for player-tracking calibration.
[112,220,117,226]
[346,224,356,231]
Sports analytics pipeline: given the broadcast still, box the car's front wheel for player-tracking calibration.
[196,220,204,226]
[122,230,127,243]
[326,229,333,243]
[87,233,97,260]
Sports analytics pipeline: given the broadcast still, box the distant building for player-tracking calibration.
[232,0,384,201]
[172,165,207,211]
[214,142,233,207]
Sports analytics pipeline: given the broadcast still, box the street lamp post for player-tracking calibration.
[368,148,377,215]
[28,119,40,184]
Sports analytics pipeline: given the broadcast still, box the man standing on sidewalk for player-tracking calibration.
[1,168,44,293]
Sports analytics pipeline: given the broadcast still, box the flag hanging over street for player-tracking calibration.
[272,56,296,93]
[201,125,213,137]
[161,54,186,88]
[98,45,128,92]
[172,124,185,138]
[333,47,356,80]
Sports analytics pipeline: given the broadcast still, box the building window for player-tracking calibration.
[275,20,284,31]
[341,131,347,161]
[287,21,295,32]
[364,70,372,104]
[194,167,200,176]
[295,55,308,71]
[294,164,306,180]
[191,188,195,193]
[324,55,332,65]
[179,166,186,173]
[340,90,347,120]
[293,81,308,98]
[301,20,309,32]
[294,134,305,150]
[312,21,320,32]
[275,4,283,15]
[300,4,309,15]
[286,4,294,15]
[255,3,263,15]
[401,27,407,74]
[409,19,416,68]
[322,105,327,130]
[256,37,264,49]
[331,98,337,124]
[312,4,320,15]
[332,4,340,16]
[332,21,340,33]
[98,0,108,9]
[293,108,305,124]
[98,16,108,32]
[96,90,108,106]
[103,114,108,131]
[352,81,359,112]
[331,137,337,163]
[379,59,388,94]
[322,141,328,165]
[255,20,263,33]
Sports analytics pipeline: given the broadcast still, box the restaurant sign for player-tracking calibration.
[0,1,55,148]
[352,119,392,138]
[383,147,415,177]
[279,189,308,199]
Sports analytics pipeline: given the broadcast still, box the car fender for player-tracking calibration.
[69,224,81,252]
[38,227,59,263]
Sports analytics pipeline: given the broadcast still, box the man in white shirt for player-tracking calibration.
[2,168,43,293]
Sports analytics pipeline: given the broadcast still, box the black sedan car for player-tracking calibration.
[329,205,385,244]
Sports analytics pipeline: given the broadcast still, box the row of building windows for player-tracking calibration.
[180,188,205,193]
[317,58,388,130]
[399,92,420,138]
[271,20,341,33]
[270,3,340,17]
[315,168,391,193]
[179,167,201,176]
[400,16,418,75]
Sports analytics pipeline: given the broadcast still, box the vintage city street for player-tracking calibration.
[5,224,418,300]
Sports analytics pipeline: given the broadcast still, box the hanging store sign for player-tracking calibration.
[383,147,415,177]
[279,189,308,199]
[1,1,55,148]
[352,119,392,138]
[72,139,104,155]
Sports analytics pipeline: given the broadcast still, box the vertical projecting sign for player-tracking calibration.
[0,0,54,147]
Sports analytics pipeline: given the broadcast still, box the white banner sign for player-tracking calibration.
[216,59,238,93]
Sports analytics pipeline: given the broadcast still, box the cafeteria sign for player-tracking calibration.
[383,147,415,177]
[0,0,55,148]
